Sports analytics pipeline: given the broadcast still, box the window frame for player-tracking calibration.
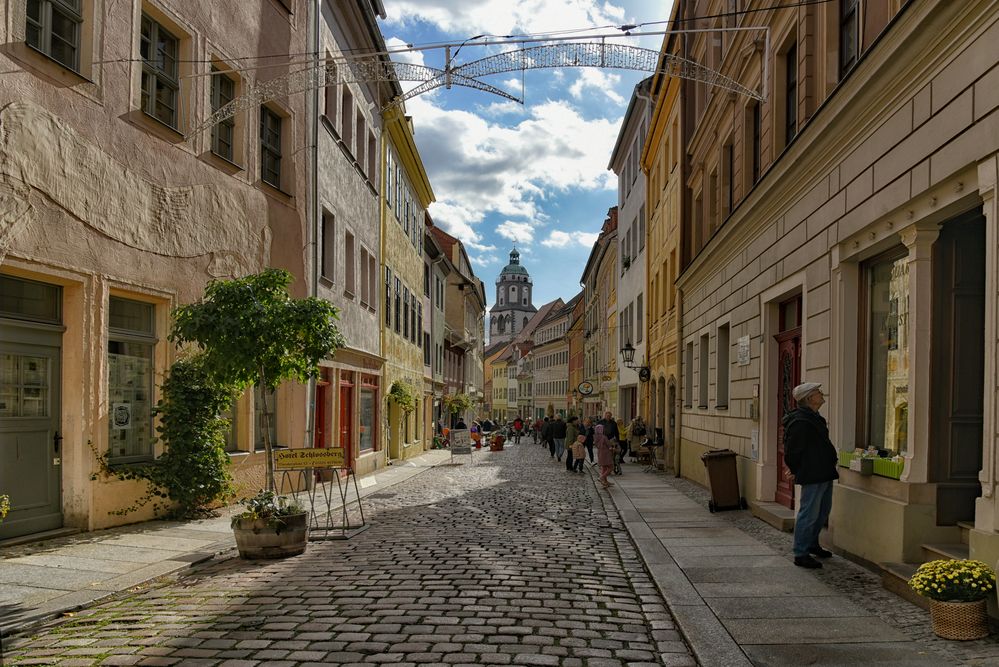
[210,66,236,162]
[106,296,157,465]
[259,105,283,189]
[139,13,180,129]
[26,0,83,72]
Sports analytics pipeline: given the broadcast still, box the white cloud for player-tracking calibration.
[382,0,628,36]
[409,96,619,250]
[569,69,625,104]
[496,221,535,245]
[477,100,528,117]
[541,230,573,247]
[471,254,501,267]
[576,231,600,246]
[386,36,432,95]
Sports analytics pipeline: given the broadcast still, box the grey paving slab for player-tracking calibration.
[668,554,790,569]
[88,560,196,592]
[723,616,909,645]
[54,544,189,564]
[665,544,777,559]
[669,603,751,667]
[657,535,763,547]
[0,562,113,589]
[742,642,947,666]
[682,565,816,584]
[100,534,219,552]
[694,580,840,598]
[644,561,702,606]
[706,595,871,619]
[0,583,67,607]
[11,553,152,574]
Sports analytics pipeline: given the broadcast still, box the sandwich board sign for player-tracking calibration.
[450,429,473,463]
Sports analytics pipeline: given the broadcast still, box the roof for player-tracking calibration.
[499,248,530,277]
[514,298,563,343]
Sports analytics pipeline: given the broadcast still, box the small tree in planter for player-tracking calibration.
[171,269,345,491]
[231,490,308,559]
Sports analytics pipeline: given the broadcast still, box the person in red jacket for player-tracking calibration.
[513,416,524,444]
[783,382,839,569]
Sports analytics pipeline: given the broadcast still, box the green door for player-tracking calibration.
[0,272,64,540]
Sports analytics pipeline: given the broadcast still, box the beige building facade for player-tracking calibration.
[675,0,999,566]
[0,0,310,539]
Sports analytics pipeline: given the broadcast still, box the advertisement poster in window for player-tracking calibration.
[112,403,132,430]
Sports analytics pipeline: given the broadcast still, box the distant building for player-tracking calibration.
[488,249,537,344]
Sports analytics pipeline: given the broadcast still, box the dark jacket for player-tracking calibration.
[599,418,619,441]
[783,407,839,485]
[541,420,554,442]
[552,419,567,439]
[583,425,594,448]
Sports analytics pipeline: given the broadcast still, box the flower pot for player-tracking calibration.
[929,598,990,640]
[232,512,309,559]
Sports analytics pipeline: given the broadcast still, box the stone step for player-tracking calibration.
[880,561,929,610]
[748,500,795,532]
[921,542,969,562]
[958,521,974,545]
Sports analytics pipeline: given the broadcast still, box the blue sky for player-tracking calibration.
[379,1,671,311]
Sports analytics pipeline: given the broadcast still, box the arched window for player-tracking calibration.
[523,316,529,328]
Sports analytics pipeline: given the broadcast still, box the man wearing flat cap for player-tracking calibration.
[784,382,838,569]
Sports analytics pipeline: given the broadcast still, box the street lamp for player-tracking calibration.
[620,342,651,381]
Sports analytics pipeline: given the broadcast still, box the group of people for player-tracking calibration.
[509,411,648,489]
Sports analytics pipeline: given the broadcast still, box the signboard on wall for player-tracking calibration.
[274,447,345,470]
[737,336,751,366]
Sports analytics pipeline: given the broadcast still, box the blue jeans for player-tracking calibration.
[554,438,565,459]
[793,480,834,557]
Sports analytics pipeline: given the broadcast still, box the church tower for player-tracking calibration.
[489,248,537,344]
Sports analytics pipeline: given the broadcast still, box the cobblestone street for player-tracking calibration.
[2,443,693,666]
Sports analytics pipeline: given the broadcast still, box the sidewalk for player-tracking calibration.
[606,465,946,666]
[0,448,453,636]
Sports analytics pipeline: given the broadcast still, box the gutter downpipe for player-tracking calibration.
[304,0,320,455]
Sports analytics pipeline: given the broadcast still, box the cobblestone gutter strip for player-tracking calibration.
[667,475,999,667]
[584,466,699,667]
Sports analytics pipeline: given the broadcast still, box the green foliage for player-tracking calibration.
[231,490,305,531]
[442,392,473,415]
[171,269,345,391]
[0,494,9,523]
[93,355,238,518]
[389,380,417,413]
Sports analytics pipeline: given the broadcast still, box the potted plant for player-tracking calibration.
[231,490,309,559]
[0,494,9,523]
[909,559,995,640]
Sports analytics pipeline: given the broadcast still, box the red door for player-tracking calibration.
[314,380,329,448]
[339,382,353,470]
[774,296,802,509]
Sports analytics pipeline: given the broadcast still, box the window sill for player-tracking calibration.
[698,405,708,410]
[22,43,94,84]
[319,275,334,288]
[127,109,185,145]
[715,405,728,410]
[259,179,295,203]
[226,450,250,458]
[201,150,244,175]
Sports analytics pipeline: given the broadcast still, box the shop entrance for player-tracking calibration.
[774,295,801,509]
[932,210,986,525]
[0,275,63,540]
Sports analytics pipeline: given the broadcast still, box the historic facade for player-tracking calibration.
[488,249,537,345]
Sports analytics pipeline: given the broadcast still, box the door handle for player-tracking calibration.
[54,431,63,453]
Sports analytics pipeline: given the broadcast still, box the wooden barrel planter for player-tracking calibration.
[232,513,309,559]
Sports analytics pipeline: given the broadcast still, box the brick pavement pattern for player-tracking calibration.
[3,444,694,666]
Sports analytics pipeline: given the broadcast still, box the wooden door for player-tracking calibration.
[774,296,802,509]
[314,380,329,448]
[932,211,986,524]
[339,383,353,467]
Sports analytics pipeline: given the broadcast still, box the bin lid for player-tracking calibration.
[700,448,737,461]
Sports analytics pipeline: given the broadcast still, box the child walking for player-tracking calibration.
[594,424,617,488]
[571,434,586,473]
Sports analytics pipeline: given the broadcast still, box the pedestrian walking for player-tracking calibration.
[595,424,617,488]
[784,382,838,569]
[582,417,595,463]
[564,416,580,472]
[552,415,567,462]
[513,415,524,444]
[541,417,555,457]
[615,417,629,470]
[629,416,647,460]
[571,434,586,473]
[533,418,543,444]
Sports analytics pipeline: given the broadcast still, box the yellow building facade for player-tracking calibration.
[642,32,683,470]
[381,106,434,461]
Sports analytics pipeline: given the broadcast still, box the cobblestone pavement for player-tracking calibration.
[668,475,999,666]
[2,443,694,666]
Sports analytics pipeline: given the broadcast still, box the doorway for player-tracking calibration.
[931,210,986,525]
[339,376,354,468]
[0,276,64,540]
[774,295,801,509]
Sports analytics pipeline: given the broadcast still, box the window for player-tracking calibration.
[723,141,734,217]
[684,342,694,408]
[716,324,730,408]
[323,57,337,119]
[639,205,646,251]
[862,251,909,452]
[424,264,431,296]
[394,277,401,333]
[341,86,353,153]
[209,67,236,161]
[107,297,156,463]
[368,254,376,312]
[344,231,355,296]
[359,249,369,306]
[356,111,366,172]
[359,387,375,451]
[424,332,431,366]
[260,106,282,188]
[784,42,798,146]
[367,131,377,184]
[140,14,179,128]
[840,0,860,76]
[745,102,761,188]
[411,296,418,343]
[699,333,709,408]
[222,402,239,452]
[636,294,643,344]
[321,211,335,281]
[385,268,392,326]
[26,0,82,71]
[403,288,409,338]
[253,384,277,451]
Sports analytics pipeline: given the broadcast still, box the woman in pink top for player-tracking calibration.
[594,424,617,488]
